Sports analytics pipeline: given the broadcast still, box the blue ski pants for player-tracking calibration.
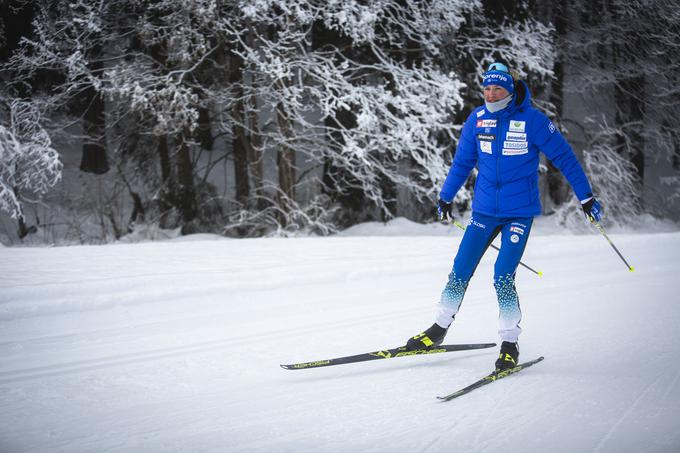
[437,212,534,343]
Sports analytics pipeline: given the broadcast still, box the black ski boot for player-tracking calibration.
[404,323,448,351]
[495,341,519,372]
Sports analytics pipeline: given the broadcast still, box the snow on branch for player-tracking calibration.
[456,17,555,81]
[225,183,339,237]
[228,1,472,217]
[554,116,641,230]
[104,64,201,134]
[0,100,62,219]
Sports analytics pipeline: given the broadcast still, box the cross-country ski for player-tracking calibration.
[437,356,545,402]
[281,343,496,369]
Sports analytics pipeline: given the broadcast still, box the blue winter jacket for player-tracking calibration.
[440,81,592,217]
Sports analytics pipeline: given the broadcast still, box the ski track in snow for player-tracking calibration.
[592,371,665,453]
[0,304,430,385]
[1,231,679,452]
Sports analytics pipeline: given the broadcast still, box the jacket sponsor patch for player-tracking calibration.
[505,132,526,141]
[502,147,528,156]
[509,120,526,132]
[476,119,497,128]
[503,140,528,149]
[509,225,525,235]
[548,121,556,133]
[480,141,492,154]
[477,109,486,117]
[477,133,495,141]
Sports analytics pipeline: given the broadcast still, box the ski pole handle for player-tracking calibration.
[453,221,543,277]
[592,222,635,272]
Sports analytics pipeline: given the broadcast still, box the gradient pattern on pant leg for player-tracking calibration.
[440,271,468,311]
[494,273,522,342]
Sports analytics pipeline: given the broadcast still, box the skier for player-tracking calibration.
[405,62,603,372]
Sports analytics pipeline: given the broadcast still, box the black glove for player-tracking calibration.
[437,199,454,222]
[581,196,603,223]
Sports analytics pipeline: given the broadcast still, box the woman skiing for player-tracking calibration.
[405,62,603,372]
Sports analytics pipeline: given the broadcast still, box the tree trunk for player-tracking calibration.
[229,50,251,206]
[79,42,109,175]
[176,135,197,226]
[247,94,264,205]
[244,22,264,206]
[379,170,397,221]
[549,0,566,118]
[80,90,109,174]
[196,105,214,151]
[157,135,175,228]
[232,113,251,206]
[615,75,646,185]
[546,0,570,207]
[13,188,37,239]
[275,101,296,222]
[610,0,645,194]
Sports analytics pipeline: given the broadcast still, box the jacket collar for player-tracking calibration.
[484,80,531,118]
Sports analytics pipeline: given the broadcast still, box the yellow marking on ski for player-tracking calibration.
[395,348,446,357]
[488,364,523,381]
[291,360,331,369]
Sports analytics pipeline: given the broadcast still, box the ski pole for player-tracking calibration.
[592,221,635,272]
[453,221,543,277]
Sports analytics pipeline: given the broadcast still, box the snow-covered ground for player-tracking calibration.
[1,218,679,453]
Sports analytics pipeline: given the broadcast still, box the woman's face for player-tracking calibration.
[483,85,510,103]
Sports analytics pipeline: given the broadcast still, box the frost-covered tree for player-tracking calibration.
[554,117,641,230]
[0,0,599,241]
[226,0,554,230]
[4,0,114,175]
[0,98,62,235]
[562,0,680,215]
[5,0,231,233]
[101,0,227,231]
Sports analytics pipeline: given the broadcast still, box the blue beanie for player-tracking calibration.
[483,62,514,94]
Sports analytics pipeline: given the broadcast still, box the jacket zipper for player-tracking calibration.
[496,119,502,216]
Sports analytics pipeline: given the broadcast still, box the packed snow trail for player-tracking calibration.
[1,224,679,453]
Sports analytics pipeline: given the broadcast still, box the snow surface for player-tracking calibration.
[1,218,679,453]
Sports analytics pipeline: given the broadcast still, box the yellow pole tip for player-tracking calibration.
[629,267,635,272]
[538,271,544,277]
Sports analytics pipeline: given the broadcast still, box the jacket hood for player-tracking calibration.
[513,80,532,111]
